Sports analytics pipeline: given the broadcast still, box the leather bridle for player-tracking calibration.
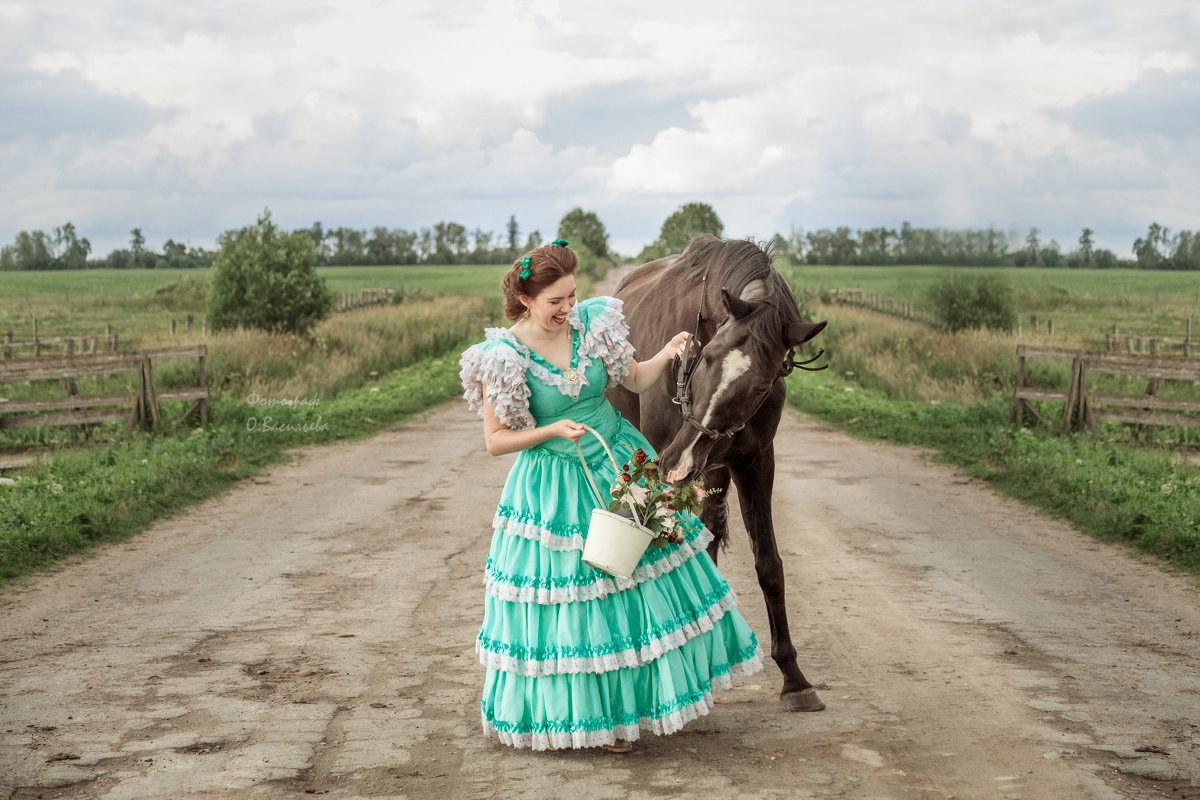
[672,278,827,440]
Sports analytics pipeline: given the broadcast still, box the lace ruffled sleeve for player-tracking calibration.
[578,296,635,384]
[459,336,535,430]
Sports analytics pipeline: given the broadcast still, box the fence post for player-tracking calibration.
[1031,314,1038,332]
[198,350,209,426]
[1064,354,1082,430]
[1048,319,1054,337]
[1016,348,1026,427]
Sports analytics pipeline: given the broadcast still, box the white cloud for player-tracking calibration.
[1,0,1198,257]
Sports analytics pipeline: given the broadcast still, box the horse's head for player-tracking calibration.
[661,288,826,484]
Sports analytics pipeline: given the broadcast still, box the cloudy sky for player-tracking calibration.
[2,0,1197,259]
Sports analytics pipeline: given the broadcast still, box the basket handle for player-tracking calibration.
[574,425,640,522]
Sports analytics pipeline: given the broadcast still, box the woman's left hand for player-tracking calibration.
[663,331,696,360]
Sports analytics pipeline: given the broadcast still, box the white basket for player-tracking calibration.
[581,509,655,580]
[575,426,655,580]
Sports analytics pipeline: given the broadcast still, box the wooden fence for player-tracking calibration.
[336,288,398,313]
[0,346,209,437]
[3,324,119,359]
[1015,345,1200,434]
[1105,321,1195,357]
[828,288,1059,335]
[827,288,937,326]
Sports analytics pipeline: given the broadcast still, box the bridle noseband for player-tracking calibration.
[672,281,827,440]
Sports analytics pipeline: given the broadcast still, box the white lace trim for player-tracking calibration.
[578,296,634,384]
[459,297,633,429]
[477,590,742,677]
[480,650,764,751]
[459,341,535,430]
[484,527,715,604]
[493,512,585,552]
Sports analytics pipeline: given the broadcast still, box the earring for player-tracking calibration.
[520,309,530,320]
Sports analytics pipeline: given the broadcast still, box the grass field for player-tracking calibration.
[2,262,1198,582]
[0,265,509,300]
[0,265,510,348]
[782,263,1200,345]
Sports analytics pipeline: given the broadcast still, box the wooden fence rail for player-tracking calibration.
[827,288,1062,335]
[1104,320,1194,357]
[336,288,398,313]
[1015,344,1200,435]
[0,346,209,437]
[4,324,119,359]
[827,288,937,326]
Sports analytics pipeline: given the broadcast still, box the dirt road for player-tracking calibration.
[2,400,1198,800]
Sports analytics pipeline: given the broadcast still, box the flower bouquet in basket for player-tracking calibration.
[608,447,718,547]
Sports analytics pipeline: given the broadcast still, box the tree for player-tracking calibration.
[1041,239,1062,267]
[1093,248,1119,269]
[470,228,494,263]
[1025,227,1041,265]
[524,230,543,251]
[161,239,189,268]
[52,222,91,269]
[557,208,609,258]
[1173,230,1200,270]
[1133,222,1170,268]
[12,231,54,269]
[857,227,896,265]
[657,202,723,254]
[417,228,433,261]
[302,221,327,263]
[927,275,1016,333]
[207,208,333,336]
[432,221,468,263]
[130,228,148,268]
[506,215,520,258]
[1078,228,1094,267]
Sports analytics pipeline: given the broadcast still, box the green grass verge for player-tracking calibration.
[0,350,469,582]
[788,370,1200,576]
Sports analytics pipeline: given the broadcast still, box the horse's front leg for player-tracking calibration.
[733,444,825,712]
[699,466,732,564]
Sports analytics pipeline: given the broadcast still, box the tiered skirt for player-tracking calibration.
[478,427,763,751]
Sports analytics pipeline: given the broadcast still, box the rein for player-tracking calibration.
[672,277,827,441]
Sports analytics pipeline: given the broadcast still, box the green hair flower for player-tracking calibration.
[551,238,571,247]
[519,257,532,279]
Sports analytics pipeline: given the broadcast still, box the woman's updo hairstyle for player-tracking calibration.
[502,239,578,321]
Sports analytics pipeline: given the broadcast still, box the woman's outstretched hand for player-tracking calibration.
[662,331,698,360]
[553,419,587,443]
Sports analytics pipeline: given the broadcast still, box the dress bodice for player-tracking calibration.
[460,296,636,463]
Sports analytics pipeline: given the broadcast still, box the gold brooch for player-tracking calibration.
[563,368,581,385]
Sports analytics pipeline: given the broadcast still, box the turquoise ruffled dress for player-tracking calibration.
[459,296,763,751]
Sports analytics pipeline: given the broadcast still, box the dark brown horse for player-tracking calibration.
[608,234,828,712]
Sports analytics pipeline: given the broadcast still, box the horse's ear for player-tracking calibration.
[786,320,827,346]
[721,287,754,319]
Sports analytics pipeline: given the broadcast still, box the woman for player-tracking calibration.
[459,239,762,752]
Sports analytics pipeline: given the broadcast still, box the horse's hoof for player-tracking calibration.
[781,687,826,712]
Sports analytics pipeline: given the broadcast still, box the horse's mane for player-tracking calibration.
[668,234,803,350]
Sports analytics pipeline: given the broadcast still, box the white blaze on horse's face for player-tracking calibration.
[700,349,752,429]
[667,348,752,483]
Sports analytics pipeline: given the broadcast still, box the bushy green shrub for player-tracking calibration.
[208,209,334,336]
[926,274,1016,333]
